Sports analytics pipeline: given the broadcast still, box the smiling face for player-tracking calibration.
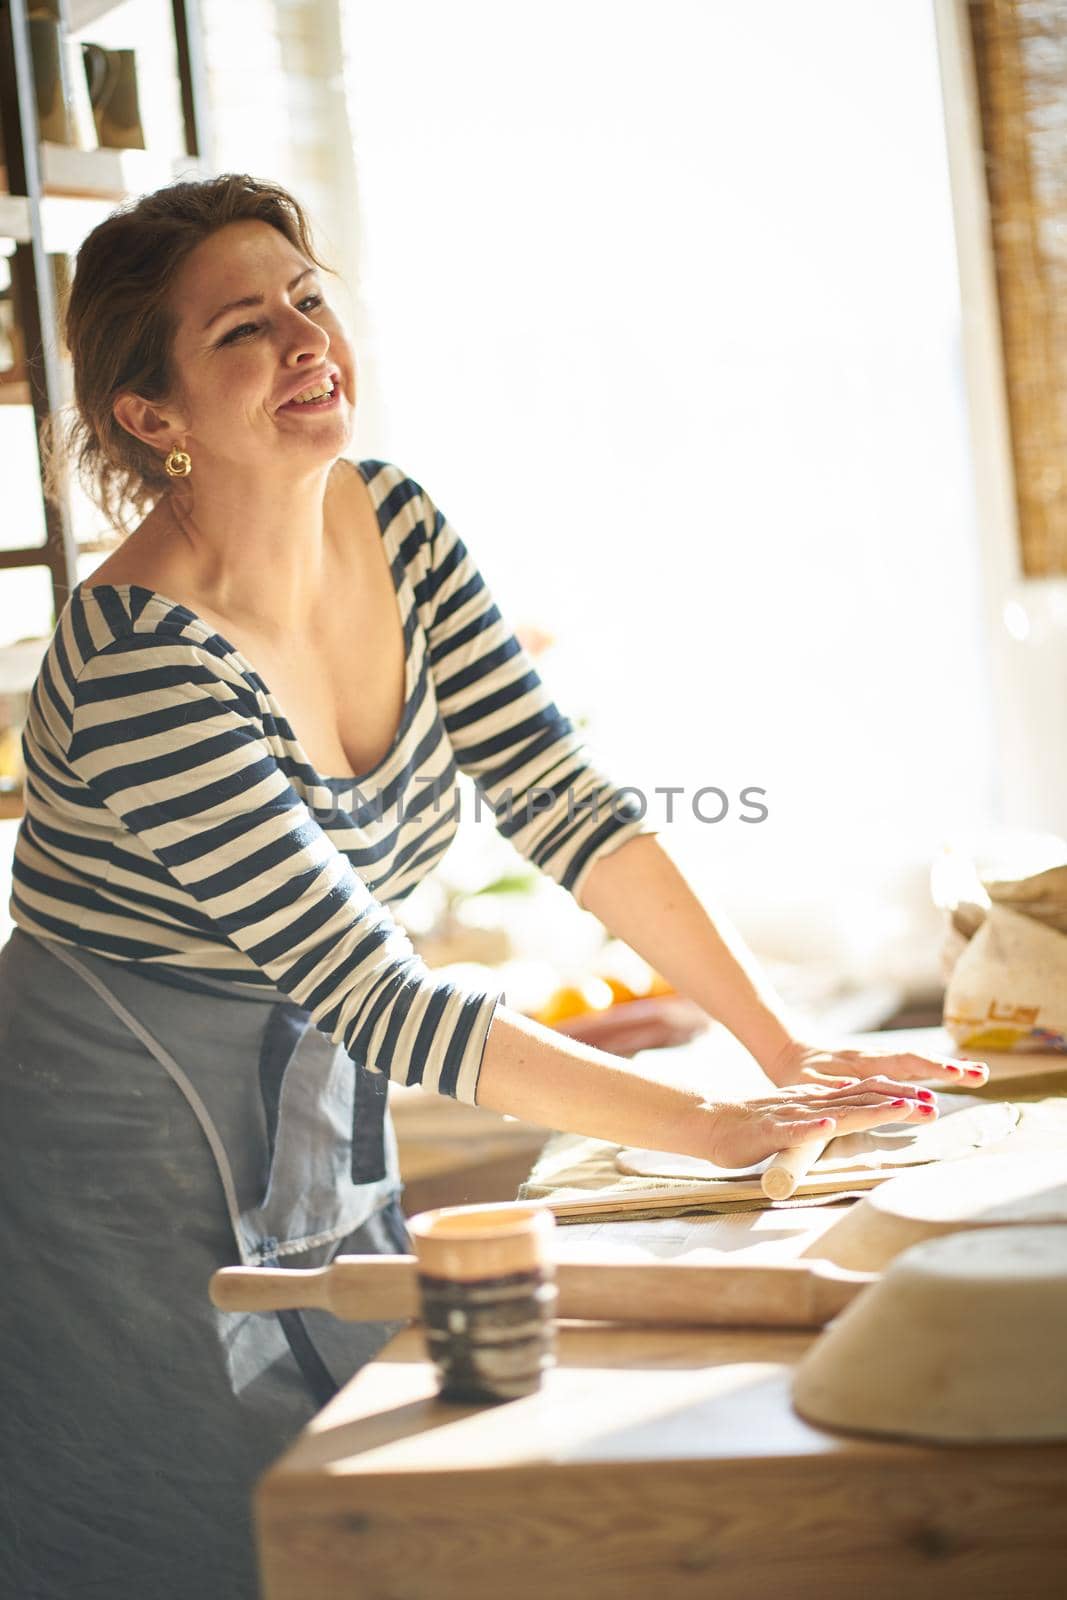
[136,218,356,475]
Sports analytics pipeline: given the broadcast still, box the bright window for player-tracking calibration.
[339,0,992,983]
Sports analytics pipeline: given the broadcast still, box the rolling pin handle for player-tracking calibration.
[210,1256,422,1322]
[209,1265,333,1314]
[761,1130,834,1201]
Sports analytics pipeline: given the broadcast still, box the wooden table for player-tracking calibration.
[255,1030,1067,1600]
[387,1078,553,1217]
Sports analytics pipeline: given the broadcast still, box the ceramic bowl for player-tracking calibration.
[793,1224,1067,1442]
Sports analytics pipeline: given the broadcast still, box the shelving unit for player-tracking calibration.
[0,0,209,812]
[0,0,209,605]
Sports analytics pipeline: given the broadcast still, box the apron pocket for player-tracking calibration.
[352,1061,388,1184]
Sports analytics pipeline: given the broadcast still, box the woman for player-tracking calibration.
[0,174,987,1599]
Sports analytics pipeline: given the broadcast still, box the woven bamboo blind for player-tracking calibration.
[966,1,1067,575]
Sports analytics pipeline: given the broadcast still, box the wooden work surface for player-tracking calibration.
[256,1029,1067,1600]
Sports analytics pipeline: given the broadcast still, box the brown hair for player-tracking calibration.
[43,173,333,539]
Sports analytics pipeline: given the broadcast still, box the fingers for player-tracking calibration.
[767,1079,933,1110]
[906,1053,989,1086]
[819,1074,923,1099]
[768,1092,933,1151]
[775,1116,836,1147]
[768,1091,937,1135]
[803,1075,937,1108]
[819,1086,938,1123]
[817,1096,935,1132]
[770,1101,844,1124]
[842,1049,989,1087]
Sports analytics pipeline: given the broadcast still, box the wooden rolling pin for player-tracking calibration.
[210,1253,873,1330]
[761,1132,833,1201]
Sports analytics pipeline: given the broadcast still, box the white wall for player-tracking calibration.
[336,0,998,988]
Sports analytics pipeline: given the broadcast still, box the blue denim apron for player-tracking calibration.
[0,925,414,1600]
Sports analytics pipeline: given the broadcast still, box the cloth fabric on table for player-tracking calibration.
[0,925,413,1600]
[517,1132,872,1220]
[517,1096,1056,1223]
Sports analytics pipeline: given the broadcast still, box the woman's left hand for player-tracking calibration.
[766,1038,989,1091]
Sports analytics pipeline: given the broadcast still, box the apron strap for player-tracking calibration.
[41,939,256,1266]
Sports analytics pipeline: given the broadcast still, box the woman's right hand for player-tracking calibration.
[700,1077,938,1168]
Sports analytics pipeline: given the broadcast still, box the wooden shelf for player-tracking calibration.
[0,195,30,244]
[2,155,207,253]
[40,144,176,201]
[3,148,201,205]
[69,1,132,28]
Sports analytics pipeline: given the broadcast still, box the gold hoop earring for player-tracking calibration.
[164,445,192,479]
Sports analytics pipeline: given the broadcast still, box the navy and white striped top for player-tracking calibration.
[10,459,655,1102]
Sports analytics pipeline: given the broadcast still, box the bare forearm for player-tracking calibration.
[471,993,934,1170]
[473,1005,712,1156]
[577,833,806,1074]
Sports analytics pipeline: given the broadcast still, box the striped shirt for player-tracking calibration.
[10,459,655,1103]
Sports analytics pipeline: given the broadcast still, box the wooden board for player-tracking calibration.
[545,1168,887,1217]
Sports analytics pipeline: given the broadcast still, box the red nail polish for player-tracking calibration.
[917,1089,935,1101]
[890,1098,907,1107]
